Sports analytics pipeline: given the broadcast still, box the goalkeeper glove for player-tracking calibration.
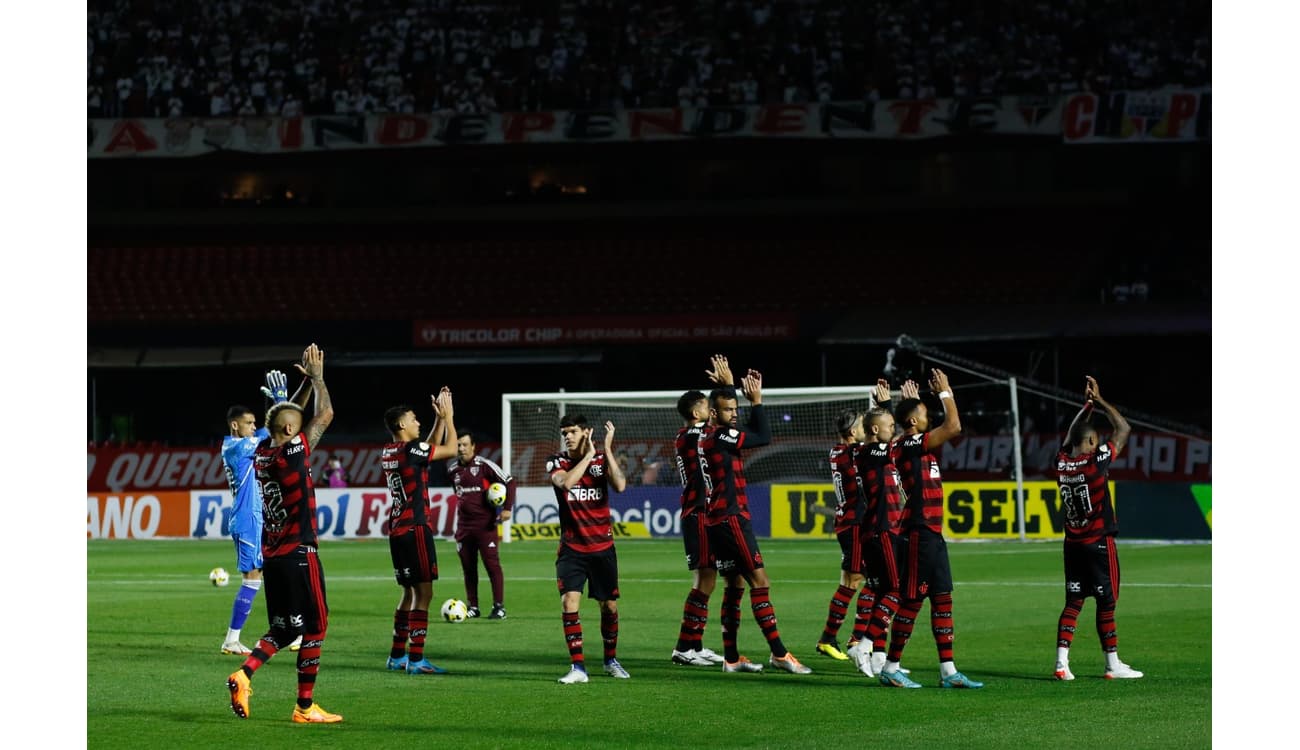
[261,369,289,403]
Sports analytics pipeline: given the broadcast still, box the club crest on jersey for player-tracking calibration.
[470,466,479,476]
[590,463,604,477]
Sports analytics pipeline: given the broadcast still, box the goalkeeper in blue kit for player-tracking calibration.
[220,369,309,654]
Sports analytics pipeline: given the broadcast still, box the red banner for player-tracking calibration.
[87,432,1208,491]
[86,89,1208,158]
[412,314,798,348]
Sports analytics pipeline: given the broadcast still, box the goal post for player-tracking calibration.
[502,385,886,486]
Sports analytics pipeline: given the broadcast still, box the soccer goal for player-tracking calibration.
[501,385,883,489]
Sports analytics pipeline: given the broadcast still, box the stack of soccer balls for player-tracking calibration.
[441,598,469,623]
[210,567,230,587]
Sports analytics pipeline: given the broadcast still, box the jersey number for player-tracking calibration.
[387,472,409,518]
[260,481,287,533]
[1060,484,1093,527]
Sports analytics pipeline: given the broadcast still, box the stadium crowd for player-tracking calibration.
[89,0,1210,118]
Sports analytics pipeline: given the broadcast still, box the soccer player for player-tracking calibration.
[219,369,309,656]
[381,387,458,674]
[447,430,515,620]
[851,384,916,679]
[547,415,629,683]
[670,354,734,667]
[882,368,984,689]
[701,371,811,675]
[227,343,343,723]
[815,379,895,667]
[1053,376,1141,680]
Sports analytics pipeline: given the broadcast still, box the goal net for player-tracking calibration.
[501,386,881,487]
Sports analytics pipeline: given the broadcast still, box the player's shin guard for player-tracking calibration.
[866,592,900,651]
[229,580,261,631]
[887,599,923,662]
[850,588,876,644]
[601,610,619,661]
[931,592,955,663]
[295,631,324,707]
[820,585,855,643]
[391,609,410,659]
[676,588,710,653]
[1057,598,1083,651]
[721,586,744,663]
[563,611,584,665]
[1097,600,1118,653]
[750,587,788,658]
[407,609,429,662]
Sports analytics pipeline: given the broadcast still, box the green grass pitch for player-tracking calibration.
[88,538,1210,749]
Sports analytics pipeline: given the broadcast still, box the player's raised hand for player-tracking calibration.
[433,386,453,418]
[874,378,892,404]
[261,369,289,403]
[297,343,324,379]
[742,370,763,402]
[900,379,921,400]
[929,368,951,394]
[706,354,734,386]
[583,427,597,459]
[603,420,616,452]
[1085,376,1100,403]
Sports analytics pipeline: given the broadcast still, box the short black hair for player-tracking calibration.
[559,414,588,429]
[677,390,707,420]
[226,405,254,422]
[708,387,738,408]
[384,405,414,434]
[894,397,923,426]
[458,429,476,445]
[1068,420,1099,450]
[835,408,862,439]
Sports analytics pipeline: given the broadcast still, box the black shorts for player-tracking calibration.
[862,531,903,594]
[707,515,764,577]
[556,544,620,601]
[1064,537,1120,602]
[389,524,439,587]
[902,526,952,599]
[682,511,714,571]
[837,526,864,573]
[263,546,328,636]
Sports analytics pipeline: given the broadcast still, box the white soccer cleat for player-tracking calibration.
[603,659,630,678]
[1054,661,1075,681]
[288,635,303,651]
[557,664,589,684]
[221,641,252,656]
[846,641,874,677]
[695,647,725,664]
[1105,662,1144,679]
[671,649,714,666]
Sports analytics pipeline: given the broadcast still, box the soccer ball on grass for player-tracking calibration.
[441,598,469,623]
[210,567,230,587]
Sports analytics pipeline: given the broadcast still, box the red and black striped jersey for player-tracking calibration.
[829,441,866,532]
[254,433,318,558]
[893,431,945,533]
[1056,440,1118,544]
[858,441,906,534]
[700,424,752,523]
[381,439,434,534]
[547,451,614,553]
[675,420,709,518]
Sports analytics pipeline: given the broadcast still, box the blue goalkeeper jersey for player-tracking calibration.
[223,428,270,538]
